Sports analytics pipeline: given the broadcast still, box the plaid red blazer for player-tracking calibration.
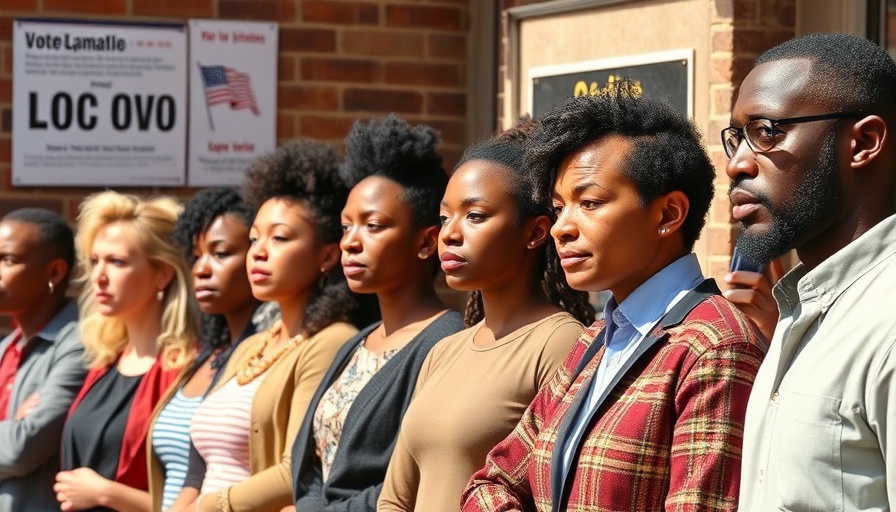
[461,288,767,512]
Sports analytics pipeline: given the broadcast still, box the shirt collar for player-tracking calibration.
[606,253,705,337]
[774,213,896,312]
[31,299,78,344]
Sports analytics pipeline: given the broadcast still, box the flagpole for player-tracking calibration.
[197,61,215,131]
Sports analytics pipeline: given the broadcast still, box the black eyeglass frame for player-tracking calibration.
[720,112,864,158]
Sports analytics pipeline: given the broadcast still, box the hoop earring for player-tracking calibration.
[48,280,55,294]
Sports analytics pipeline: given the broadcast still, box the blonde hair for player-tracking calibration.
[76,191,199,370]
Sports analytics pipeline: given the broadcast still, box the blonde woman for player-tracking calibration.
[55,191,200,512]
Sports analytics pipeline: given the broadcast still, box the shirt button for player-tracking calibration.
[771,390,779,402]
[758,469,764,484]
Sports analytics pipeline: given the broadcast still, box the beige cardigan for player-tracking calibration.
[146,321,357,511]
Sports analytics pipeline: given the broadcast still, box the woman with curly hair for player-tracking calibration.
[378,119,595,512]
[55,192,200,511]
[286,115,465,512]
[148,188,278,511]
[176,141,361,512]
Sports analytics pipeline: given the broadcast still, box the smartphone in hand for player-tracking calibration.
[730,246,766,274]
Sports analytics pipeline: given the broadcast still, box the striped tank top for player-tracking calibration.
[152,388,203,510]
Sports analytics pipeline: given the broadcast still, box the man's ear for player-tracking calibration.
[46,258,69,292]
[850,115,887,170]
[655,190,690,237]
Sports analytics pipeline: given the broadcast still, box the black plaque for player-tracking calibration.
[532,59,689,117]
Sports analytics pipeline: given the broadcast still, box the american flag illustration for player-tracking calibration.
[200,65,260,116]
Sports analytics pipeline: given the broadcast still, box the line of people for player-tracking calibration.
[0,31,893,511]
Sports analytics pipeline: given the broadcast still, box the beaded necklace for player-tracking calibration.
[236,323,305,385]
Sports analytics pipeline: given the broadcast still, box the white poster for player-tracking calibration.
[12,19,187,187]
[187,20,277,187]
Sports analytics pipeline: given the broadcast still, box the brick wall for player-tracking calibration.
[706,0,795,277]
[0,0,471,220]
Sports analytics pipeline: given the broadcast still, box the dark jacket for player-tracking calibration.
[291,310,464,511]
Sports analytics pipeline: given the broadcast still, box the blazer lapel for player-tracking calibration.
[551,279,721,511]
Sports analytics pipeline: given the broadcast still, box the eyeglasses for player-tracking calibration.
[720,112,862,158]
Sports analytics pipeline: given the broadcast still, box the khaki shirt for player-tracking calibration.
[739,214,896,511]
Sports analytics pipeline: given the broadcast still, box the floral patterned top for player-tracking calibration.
[313,342,399,480]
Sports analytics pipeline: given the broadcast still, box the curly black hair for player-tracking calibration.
[173,188,256,370]
[756,33,896,123]
[341,114,446,228]
[527,78,715,250]
[242,140,376,335]
[454,118,595,328]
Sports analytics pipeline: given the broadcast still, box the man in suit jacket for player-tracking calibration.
[0,208,86,512]
[461,82,766,511]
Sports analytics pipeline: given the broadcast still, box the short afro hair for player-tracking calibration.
[527,79,715,250]
[173,188,254,265]
[341,114,446,228]
[242,140,347,245]
[756,33,896,122]
[241,140,360,336]
[2,208,75,284]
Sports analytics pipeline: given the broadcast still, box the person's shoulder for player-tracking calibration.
[528,311,585,343]
[674,294,767,354]
[312,321,359,345]
[423,323,474,363]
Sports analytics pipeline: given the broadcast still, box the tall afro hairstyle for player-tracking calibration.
[453,117,595,328]
[241,140,377,335]
[341,114,446,228]
[756,33,896,123]
[527,78,715,250]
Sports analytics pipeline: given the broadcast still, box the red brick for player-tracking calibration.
[414,119,465,145]
[344,88,422,114]
[709,55,753,84]
[386,5,463,31]
[1,108,10,133]
[0,139,9,163]
[43,0,126,14]
[712,28,734,53]
[2,47,11,75]
[302,1,379,25]
[384,62,459,87]
[2,0,37,9]
[279,55,296,81]
[280,28,336,53]
[219,0,296,21]
[0,197,63,216]
[0,78,10,103]
[278,113,296,138]
[439,146,463,173]
[734,28,794,55]
[710,195,734,224]
[706,225,734,255]
[342,30,424,58]
[427,92,465,116]
[711,0,758,24]
[1,17,17,41]
[711,86,734,117]
[302,58,380,83]
[299,115,356,139]
[134,0,213,17]
[759,0,796,28]
[279,85,339,111]
[428,34,467,61]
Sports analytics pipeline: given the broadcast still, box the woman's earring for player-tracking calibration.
[318,268,328,289]
[156,289,164,301]
[659,228,669,235]
[48,280,55,294]
[418,250,429,259]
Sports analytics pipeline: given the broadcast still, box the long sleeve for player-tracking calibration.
[665,338,765,511]
[226,324,351,512]
[867,336,896,510]
[0,334,85,479]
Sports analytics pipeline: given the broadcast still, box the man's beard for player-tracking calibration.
[733,132,842,264]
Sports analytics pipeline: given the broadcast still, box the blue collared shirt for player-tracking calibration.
[561,253,705,469]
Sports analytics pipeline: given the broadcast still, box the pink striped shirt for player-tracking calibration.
[190,374,266,494]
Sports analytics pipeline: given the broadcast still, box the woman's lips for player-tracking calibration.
[342,260,366,277]
[557,249,589,270]
[194,288,216,301]
[440,252,466,272]
[248,268,270,283]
